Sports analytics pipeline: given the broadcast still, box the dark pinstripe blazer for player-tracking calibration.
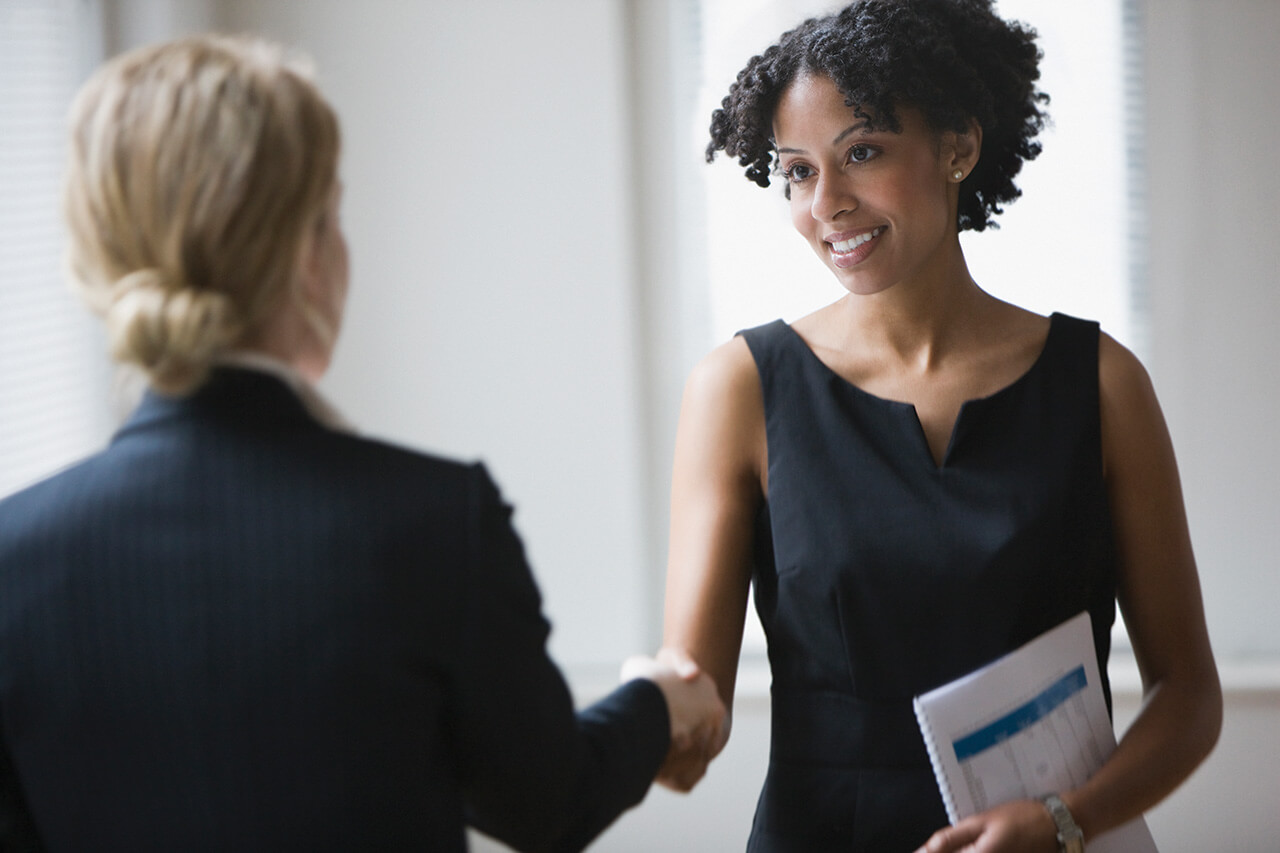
[0,368,668,852]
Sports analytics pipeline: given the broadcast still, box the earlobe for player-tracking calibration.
[948,118,983,179]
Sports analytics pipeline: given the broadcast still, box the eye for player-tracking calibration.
[782,162,814,184]
[847,144,879,164]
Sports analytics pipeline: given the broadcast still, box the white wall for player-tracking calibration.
[102,0,216,45]
[216,0,658,670]
[1143,0,1280,663]
[101,0,1280,849]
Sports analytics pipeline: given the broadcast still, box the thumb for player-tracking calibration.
[656,647,701,680]
[619,654,659,683]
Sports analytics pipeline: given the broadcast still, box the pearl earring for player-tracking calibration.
[952,169,965,181]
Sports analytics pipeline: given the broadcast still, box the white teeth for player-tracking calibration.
[831,227,884,253]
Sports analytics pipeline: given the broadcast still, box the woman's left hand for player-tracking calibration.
[914,799,1059,853]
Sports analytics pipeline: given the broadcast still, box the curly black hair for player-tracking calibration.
[707,0,1048,232]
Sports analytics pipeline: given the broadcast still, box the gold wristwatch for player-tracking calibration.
[1041,794,1084,853]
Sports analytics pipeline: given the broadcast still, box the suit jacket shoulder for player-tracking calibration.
[0,368,669,852]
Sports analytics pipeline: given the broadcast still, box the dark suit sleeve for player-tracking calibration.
[453,465,670,853]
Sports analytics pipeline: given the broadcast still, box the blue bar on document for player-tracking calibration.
[951,666,1088,762]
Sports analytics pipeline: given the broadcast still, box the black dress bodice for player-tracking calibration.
[739,313,1117,852]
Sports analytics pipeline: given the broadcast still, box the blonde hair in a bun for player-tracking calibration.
[102,269,241,392]
[63,34,340,394]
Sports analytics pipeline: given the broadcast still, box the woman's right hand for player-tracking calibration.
[654,704,732,792]
[621,648,727,791]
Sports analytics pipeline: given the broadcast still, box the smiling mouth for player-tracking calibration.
[829,227,884,254]
[827,226,885,267]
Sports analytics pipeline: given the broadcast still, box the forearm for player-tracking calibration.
[460,467,670,850]
[1064,666,1222,840]
[530,680,671,853]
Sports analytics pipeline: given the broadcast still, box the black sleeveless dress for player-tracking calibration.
[739,313,1118,852]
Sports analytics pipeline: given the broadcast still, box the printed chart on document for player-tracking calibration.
[913,612,1158,852]
[952,665,1104,813]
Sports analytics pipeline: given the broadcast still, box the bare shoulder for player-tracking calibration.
[1095,331,1172,481]
[1098,330,1148,381]
[1097,331,1159,414]
[677,335,766,488]
[682,335,763,420]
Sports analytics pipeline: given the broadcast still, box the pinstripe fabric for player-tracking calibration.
[0,368,668,852]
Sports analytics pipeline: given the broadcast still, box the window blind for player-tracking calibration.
[0,0,111,498]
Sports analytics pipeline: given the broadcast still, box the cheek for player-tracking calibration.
[889,173,951,230]
[789,193,814,236]
[327,230,350,279]
[333,241,350,305]
[337,234,350,275]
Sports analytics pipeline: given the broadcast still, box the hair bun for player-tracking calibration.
[105,269,242,394]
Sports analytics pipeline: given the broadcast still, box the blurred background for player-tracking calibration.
[2,1,1277,849]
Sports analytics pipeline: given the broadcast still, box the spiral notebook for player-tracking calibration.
[912,612,1158,852]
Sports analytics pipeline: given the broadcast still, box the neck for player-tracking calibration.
[240,306,333,384]
[239,342,331,383]
[835,242,990,368]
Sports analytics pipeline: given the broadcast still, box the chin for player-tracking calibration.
[832,272,896,298]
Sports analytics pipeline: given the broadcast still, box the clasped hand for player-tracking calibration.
[914,799,1061,853]
[620,648,727,792]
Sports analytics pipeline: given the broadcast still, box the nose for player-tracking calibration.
[811,171,857,222]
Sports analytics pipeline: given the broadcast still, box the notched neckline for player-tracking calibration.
[774,313,1062,470]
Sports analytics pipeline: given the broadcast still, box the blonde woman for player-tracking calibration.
[0,35,722,852]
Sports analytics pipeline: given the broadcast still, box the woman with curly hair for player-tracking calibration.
[659,1,1221,850]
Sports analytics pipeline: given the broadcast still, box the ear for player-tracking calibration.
[293,215,336,319]
[295,219,324,296]
[942,117,983,180]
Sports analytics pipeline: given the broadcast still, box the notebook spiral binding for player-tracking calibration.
[913,696,961,825]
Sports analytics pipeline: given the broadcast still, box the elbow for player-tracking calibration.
[1141,658,1223,771]
[1198,667,1224,761]
[1176,660,1224,768]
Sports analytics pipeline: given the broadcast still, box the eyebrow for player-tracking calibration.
[833,122,870,145]
[775,122,870,155]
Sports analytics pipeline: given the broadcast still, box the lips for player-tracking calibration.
[826,226,885,268]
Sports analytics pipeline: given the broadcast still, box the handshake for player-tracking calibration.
[621,649,729,792]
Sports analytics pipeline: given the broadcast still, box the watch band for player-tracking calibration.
[1041,793,1085,853]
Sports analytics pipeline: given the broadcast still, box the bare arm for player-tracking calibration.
[920,333,1222,853]
[657,337,765,789]
[1059,333,1222,836]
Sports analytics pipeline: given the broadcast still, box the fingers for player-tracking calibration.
[667,670,724,744]
[656,765,706,792]
[655,729,714,792]
[915,822,980,853]
[914,800,1058,853]
[689,670,728,744]
[624,648,727,793]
